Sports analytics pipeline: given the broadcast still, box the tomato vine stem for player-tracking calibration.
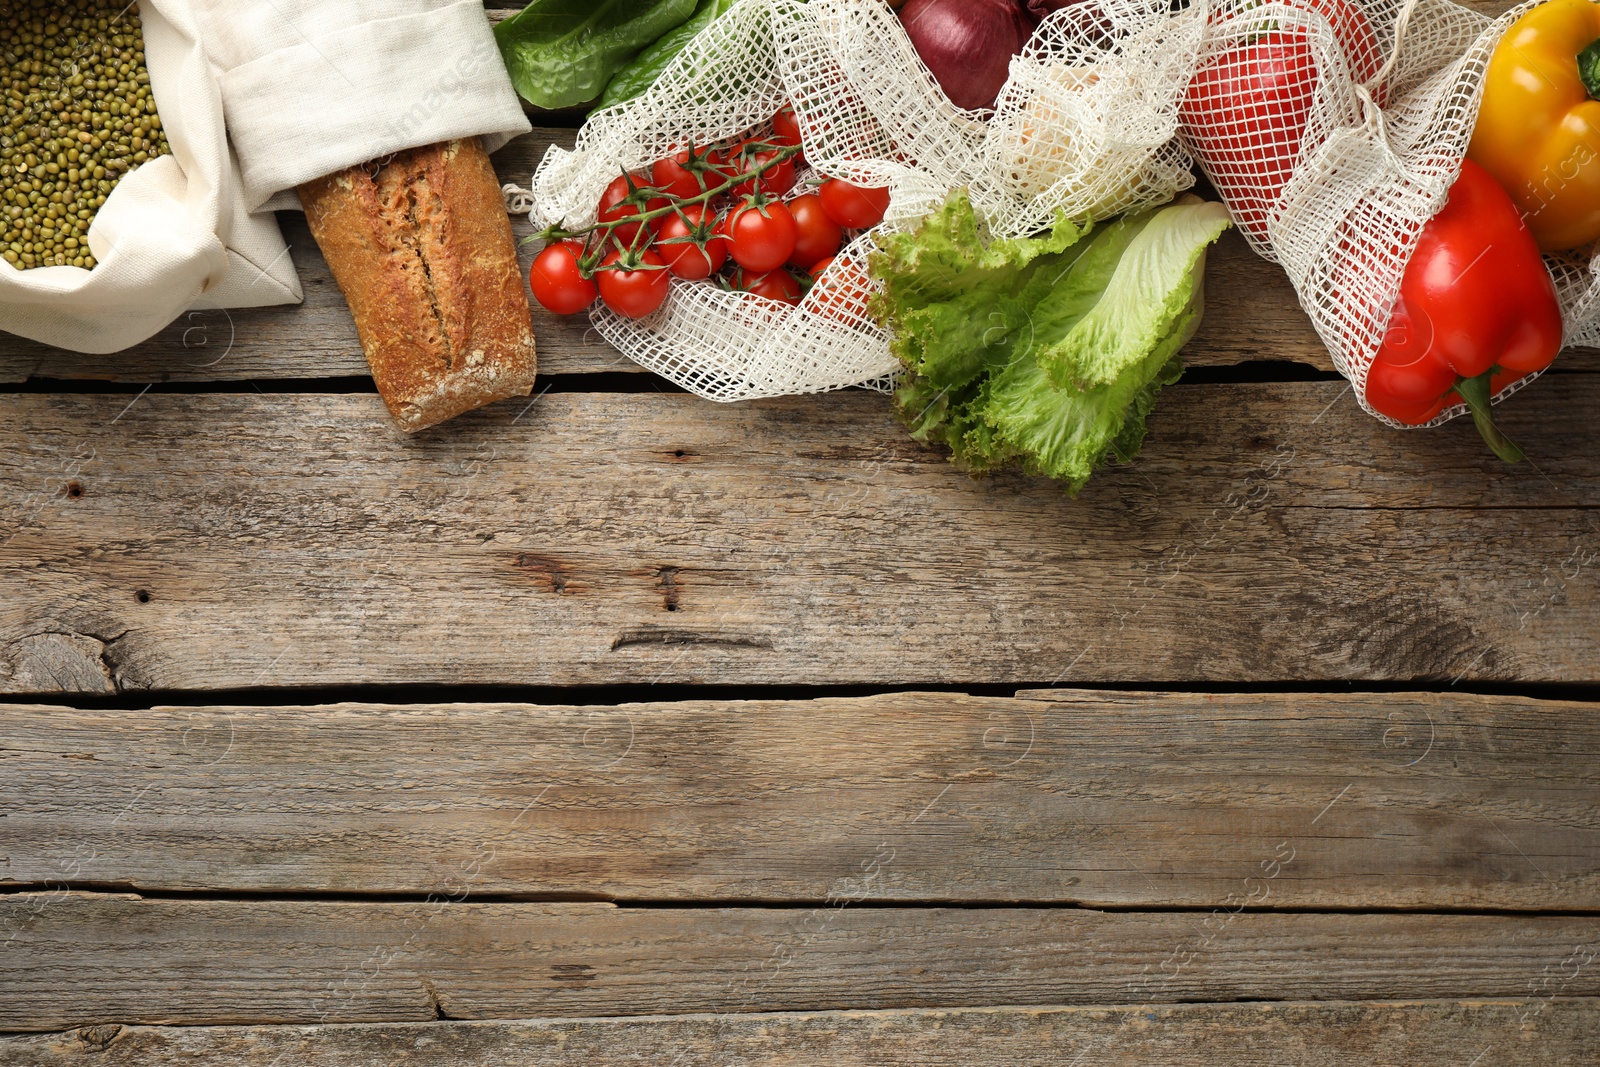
[534,141,804,274]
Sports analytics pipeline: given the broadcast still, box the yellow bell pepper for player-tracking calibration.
[1468,0,1600,252]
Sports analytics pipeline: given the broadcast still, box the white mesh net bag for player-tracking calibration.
[510,0,1203,402]
[1177,0,1600,425]
[909,0,1208,240]
[512,0,1600,418]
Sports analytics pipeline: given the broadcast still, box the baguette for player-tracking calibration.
[298,139,537,433]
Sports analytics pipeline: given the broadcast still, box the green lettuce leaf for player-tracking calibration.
[873,192,1091,397]
[872,192,1230,494]
[598,0,739,110]
[979,299,1193,489]
[494,0,698,110]
[1035,198,1232,393]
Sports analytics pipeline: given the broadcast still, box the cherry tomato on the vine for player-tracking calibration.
[596,249,671,319]
[786,193,843,271]
[730,138,797,198]
[597,174,669,248]
[654,205,728,281]
[807,255,835,279]
[652,151,709,200]
[731,267,803,306]
[772,104,803,151]
[529,240,597,316]
[818,179,891,229]
[722,199,798,273]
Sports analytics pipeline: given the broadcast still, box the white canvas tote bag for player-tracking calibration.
[0,0,530,355]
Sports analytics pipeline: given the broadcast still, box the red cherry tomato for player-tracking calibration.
[597,174,669,248]
[730,138,798,198]
[596,249,671,319]
[807,255,835,279]
[818,179,890,229]
[786,193,844,271]
[809,256,873,323]
[654,205,728,281]
[731,267,803,306]
[772,104,803,149]
[651,151,707,200]
[529,240,597,316]
[722,199,798,272]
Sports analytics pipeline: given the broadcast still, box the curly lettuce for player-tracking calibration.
[871,192,1230,494]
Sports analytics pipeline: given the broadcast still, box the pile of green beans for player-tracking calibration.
[0,0,171,271]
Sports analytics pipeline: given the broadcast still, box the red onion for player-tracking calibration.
[898,0,1038,112]
[1027,0,1082,16]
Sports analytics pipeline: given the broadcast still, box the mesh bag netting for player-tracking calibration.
[1176,0,1600,425]
[509,0,1596,421]
[508,0,1202,402]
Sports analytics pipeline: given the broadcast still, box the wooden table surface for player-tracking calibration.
[3,4,1599,1062]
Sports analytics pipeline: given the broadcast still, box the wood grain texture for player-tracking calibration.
[2,692,1595,904]
[2,895,1597,1030]
[2,1002,1596,1066]
[0,386,1596,693]
[2,126,1593,384]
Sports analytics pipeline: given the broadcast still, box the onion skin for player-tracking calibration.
[1027,0,1080,16]
[899,0,1038,112]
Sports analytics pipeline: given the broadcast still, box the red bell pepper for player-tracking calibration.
[1365,159,1563,463]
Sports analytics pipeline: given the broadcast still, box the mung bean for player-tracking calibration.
[0,0,170,271]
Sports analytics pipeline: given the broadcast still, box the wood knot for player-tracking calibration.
[513,554,582,595]
[76,1024,121,1050]
[657,566,681,612]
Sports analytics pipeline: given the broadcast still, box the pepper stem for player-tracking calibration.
[1579,37,1600,100]
[1452,369,1524,464]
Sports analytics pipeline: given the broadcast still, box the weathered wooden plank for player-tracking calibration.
[2,1001,1595,1066]
[1,895,1596,1030]
[0,386,1595,692]
[4,126,1592,384]
[2,692,1594,904]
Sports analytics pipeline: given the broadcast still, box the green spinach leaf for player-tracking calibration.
[597,0,738,109]
[494,0,699,110]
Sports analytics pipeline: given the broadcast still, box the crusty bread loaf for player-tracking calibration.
[298,139,537,433]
